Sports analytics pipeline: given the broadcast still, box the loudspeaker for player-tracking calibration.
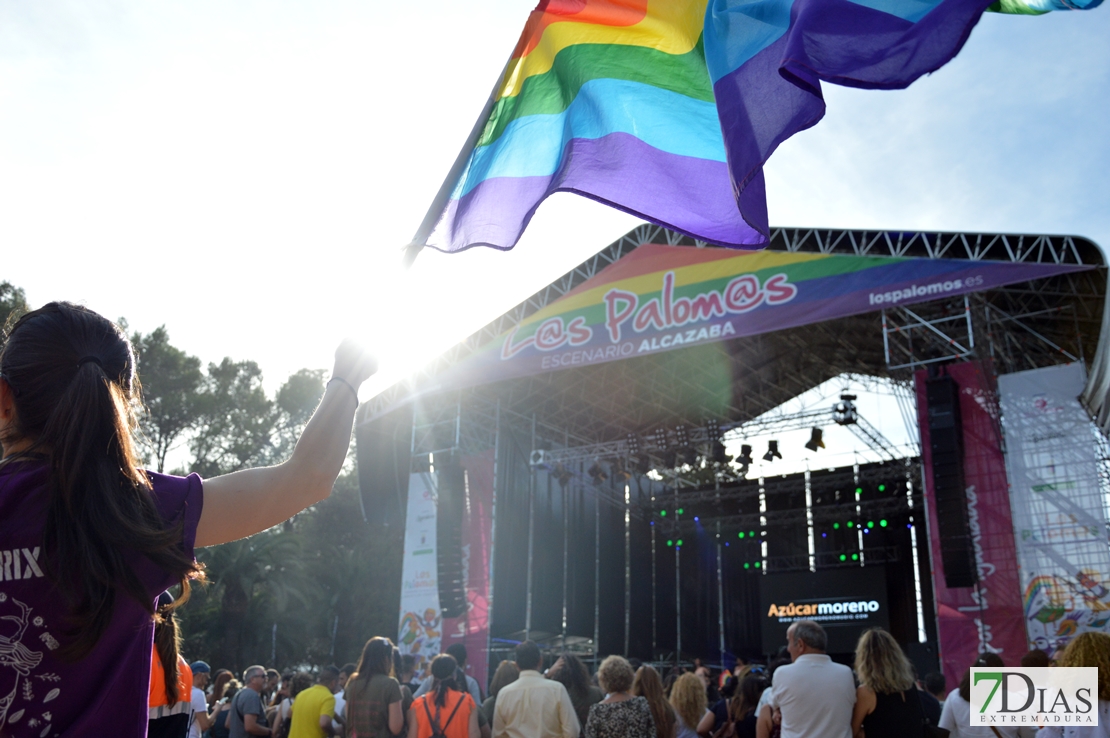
[925,376,977,588]
[354,403,413,528]
[435,453,468,619]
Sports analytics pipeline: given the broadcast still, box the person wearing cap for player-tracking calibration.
[190,660,214,738]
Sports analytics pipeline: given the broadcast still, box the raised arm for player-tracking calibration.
[195,340,376,547]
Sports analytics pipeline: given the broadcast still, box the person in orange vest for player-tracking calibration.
[149,592,195,738]
[408,655,479,738]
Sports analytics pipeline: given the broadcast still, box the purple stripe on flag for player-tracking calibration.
[426,132,766,253]
[709,0,994,231]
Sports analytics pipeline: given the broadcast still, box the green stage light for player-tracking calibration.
[855,487,862,494]
[666,540,673,547]
[749,531,755,537]
[754,562,761,569]
[851,553,859,561]
[880,519,888,527]
[847,521,854,528]
[677,508,684,515]
[867,521,875,529]
[676,539,684,547]
[660,510,667,516]
[738,532,745,539]
[839,554,847,561]
[744,562,750,569]
[833,522,840,530]
[878,484,886,492]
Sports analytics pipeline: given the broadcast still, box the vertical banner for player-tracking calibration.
[998,364,1110,657]
[442,450,495,691]
[916,361,1026,689]
[398,472,442,671]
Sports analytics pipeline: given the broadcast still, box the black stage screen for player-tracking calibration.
[759,566,890,654]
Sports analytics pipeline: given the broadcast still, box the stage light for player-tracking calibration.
[676,539,683,547]
[867,521,874,528]
[847,521,854,528]
[907,523,912,529]
[660,510,667,517]
[737,444,754,466]
[851,553,859,561]
[744,562,750,569]
[833,522,840,529]
[738,532,745,539]
[749,531,755,537]
[821,532,827,538]
[864,528,869,535]
[834,393,858,425]
[677,508,685,515]
[878,484,886,492]
[804,428,825,452]
[553,464,574,487]
[588,461,608,483]
[839,554,847,562]
[855,487,863,495]
[763,440,781,462]
[627,433,641,455]
[880,519,888,527]
[674,425,690,447]
[652,427,668,449]
[694,516,699,522]
[755,562,761,569]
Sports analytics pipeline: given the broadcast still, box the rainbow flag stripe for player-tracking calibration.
[421,0,1100,254]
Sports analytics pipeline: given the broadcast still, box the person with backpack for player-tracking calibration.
[408,655,479,738]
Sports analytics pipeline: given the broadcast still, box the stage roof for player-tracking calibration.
[361,226,1108,442]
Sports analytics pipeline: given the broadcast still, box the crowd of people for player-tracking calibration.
[162,621,1110,738]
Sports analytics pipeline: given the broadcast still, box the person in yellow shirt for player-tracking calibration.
[289,666,340,738]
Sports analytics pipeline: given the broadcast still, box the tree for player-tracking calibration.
[189,359,276,478]
[0,282,30,334]
[271,369,326,462]
[132,327,204,472]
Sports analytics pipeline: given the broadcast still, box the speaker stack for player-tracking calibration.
[925,375,978,588]
[435,454,468,619]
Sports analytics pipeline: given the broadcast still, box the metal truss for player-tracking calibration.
[670,495,922,532]
[758,546,903,573]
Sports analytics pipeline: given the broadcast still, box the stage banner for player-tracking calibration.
[398,471,442,670]
[440,244,1089,389]
[998,364,1110,658]
[916,361,1026,689]
[441,450,495,691]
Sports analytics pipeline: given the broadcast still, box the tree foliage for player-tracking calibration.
[133,327,204,472]
[0,281,30,335]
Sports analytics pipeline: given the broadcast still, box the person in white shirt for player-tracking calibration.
[189,661,214,738]
[769,620,855,738]
[938,653,1019,738]
[493,641,579,738]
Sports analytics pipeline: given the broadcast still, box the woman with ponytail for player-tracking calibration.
[0,302,377,737]
[408,655,479,738]
[148,592,194,738]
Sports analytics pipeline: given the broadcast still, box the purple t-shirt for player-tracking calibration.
[0,458,203,737]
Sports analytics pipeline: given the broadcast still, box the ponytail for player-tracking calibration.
[0,303,202,660]
[154,602,183,704]
[428,654,459,707]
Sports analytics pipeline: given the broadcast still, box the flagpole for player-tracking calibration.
[403,58,513,268]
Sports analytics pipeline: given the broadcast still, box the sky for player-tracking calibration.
[2,1,1108,400]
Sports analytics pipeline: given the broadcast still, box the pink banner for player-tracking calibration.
[442,450,494,692]
[916,361,1026,689]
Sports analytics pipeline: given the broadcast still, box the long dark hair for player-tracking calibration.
[352,637,395,683]
[633,665,675,738]
[154,598,183,704]
[547,653,590,702]
[729,672,769,722]
[0,303,201,659]
[430,654,459,707]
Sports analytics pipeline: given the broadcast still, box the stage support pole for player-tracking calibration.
[674,482,681,664]
[651,498,657,659]
[525,414,536,641]
[716,520,725,664]
[594,477,601,668]
[624,483,631,657]
[562,430,570,645]
[486,400,500,670]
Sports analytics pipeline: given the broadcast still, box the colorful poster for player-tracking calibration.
[397,472,442,670]
[442,245,1089,389]
[998,364,1110,657]
[441,450,495,691]
[916,361,1026,689]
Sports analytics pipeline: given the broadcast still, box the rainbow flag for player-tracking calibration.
[416,0,1099,254]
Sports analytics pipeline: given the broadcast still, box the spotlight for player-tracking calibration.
[737,444,754,466]
[610,458,632,482]
[674,425,690,447]
[804,428,825,452]
[587,461,608,483]
[553,464,574,487]
[763,440,781,462]
[706,418,720,437]
[652,427,668,449]
[834,393,858,426]
[626,433,641,455]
